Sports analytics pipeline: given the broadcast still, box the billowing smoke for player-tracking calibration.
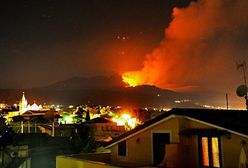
[123,0,248,92]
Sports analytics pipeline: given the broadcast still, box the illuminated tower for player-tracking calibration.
[19,92,28,114]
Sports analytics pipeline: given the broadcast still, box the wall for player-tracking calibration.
[178,117,248,168]
[221,134,248,168]
[110,115,248,168]
[110,117,180,167]
[85,123,125,141]
[56,155,119,168]
[70,152,111,163]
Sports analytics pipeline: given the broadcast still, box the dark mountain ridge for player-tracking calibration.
[0,75,200,108]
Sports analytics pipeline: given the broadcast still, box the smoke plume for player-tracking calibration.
[123,0,248,92]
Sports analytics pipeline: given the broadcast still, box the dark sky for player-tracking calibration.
[0,0,192,89]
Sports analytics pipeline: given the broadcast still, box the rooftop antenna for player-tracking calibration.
[226,93,229,110]
[236,61,248,110]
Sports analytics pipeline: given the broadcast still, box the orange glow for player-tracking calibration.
[121,53,162,88]
[112,113,139,130]
[122,72,143,87]
[201,137,209,166]
[211,137,220,167]
[120,0,245,95]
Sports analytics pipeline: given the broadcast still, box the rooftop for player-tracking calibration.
[107,108,248,147]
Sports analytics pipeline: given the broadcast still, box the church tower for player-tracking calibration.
[19,92,28,114]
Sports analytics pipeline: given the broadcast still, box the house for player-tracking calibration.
[84,117,125,142]
[38,117,125,139]
[56,108,248,168]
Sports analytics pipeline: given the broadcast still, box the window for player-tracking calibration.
[201,137,210,166]
[199,136,221,168]
[211,137,220,167]
[118,141,127,156]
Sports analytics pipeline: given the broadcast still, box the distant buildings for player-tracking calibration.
[5,92,51,121]
[84,117,125,142]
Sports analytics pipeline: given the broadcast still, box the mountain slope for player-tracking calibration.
[0,75,200,108]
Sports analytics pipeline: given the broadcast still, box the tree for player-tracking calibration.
[76,107,84,118]
[75,107,85,123]
[0,127,14,149]
[54,114,62,124]
[85,110,90,121]
[0,117,6,129]
[0,117,14,166]
[78,124,96,153]
[69,123,97,153]
[69,132,83,153]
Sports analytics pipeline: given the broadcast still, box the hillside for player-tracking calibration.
[0,75,203,108]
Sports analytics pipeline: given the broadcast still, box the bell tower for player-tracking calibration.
[19,92,28,114]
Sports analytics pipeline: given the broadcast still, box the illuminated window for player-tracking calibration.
[211,137,220,167]
[118,141,127,156]
[202,137,210,166]
[200,136,221,168]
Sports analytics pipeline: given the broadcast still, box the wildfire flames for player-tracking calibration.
[122,55,161,87]
[112,113,140,130]
[122,72,142,87]
[121,0,248,92]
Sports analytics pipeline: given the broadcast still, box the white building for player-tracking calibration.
[19,92,42,114]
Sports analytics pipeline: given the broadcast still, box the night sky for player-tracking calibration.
[0,0,191,89]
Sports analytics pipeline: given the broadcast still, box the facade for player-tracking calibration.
[19,92,42,115]
[84,117,125,142]
[39,117,125,139]
[56,108,248,168]
[56,153,118,168]
[5,92,43,121]
[19,92,28,114]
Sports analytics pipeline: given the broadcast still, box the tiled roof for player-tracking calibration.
[106,108,248,147]
[172,108,248,135]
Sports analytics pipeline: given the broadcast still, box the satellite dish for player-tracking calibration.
[10,151,18,158]
[236,85,247,97]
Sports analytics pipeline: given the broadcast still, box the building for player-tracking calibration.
[19,92,42,115]
[84,117,125,142]
[56,108,248,168]
[19,92,28,114]
[8,92,48,127]
[53,117,125,140]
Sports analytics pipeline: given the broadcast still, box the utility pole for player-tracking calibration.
[226,93,229,110]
